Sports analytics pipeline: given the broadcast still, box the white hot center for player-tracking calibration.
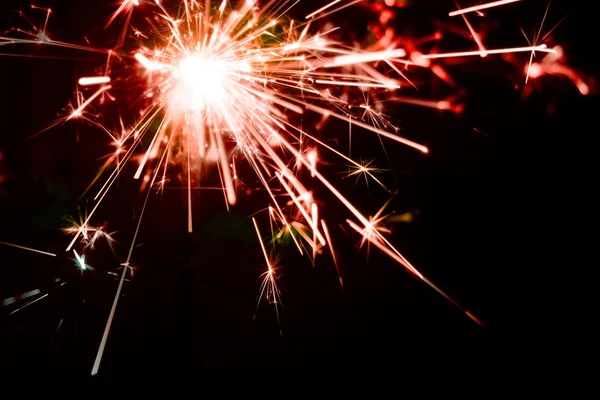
[177,55,228,110]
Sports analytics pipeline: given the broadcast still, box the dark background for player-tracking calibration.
[0,0,596,396]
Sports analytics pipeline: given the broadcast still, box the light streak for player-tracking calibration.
[253,217,282,332]
[459,10,487,57]
[315,79,400,89]
[78,76,111,86]
[73,249,87,270]
[2,289,41,307]
[449,0,521,17]
[67,85,111,120]
[0,241,57,257]
[8,293,49,315]
[326,48,407,67]
[92,134,169,376]
[423,45,555,59]
[306,0,342,19]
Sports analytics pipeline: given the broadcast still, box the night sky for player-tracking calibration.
[0,0,596,396]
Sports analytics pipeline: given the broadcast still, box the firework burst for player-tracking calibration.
[0,0,589,376]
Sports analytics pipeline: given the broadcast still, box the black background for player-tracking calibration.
[0,0,596,396]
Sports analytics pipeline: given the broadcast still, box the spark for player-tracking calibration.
[345,159,389,191]
[63,210,116,251]
[520,2,585,92]
[67,85,111,120]
[73,249,87,270]
[253,217,282,327]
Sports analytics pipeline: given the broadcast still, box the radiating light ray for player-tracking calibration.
[325,48,407,67]
[78,76,111,86]
[301,102,429,153]
[56,318,64,334]
[449,0,521,17]
[306,0,342,19]
[321,220,343,289]
[315,79,400,89]
[522,2,574,88]
[105,0,138,29]
[305,0,363,22]
[63,209,116,252]
[0,32,109,54]
[8,293,49,315]
[73,249,87,270]
[458,6,487,57]
[0,241,56,257]
[67,86,111,120]
[92,127,171,376]
[423,45,555,59]
[346,219,483,327]
[391,96,455,111]
[345,159,390,192]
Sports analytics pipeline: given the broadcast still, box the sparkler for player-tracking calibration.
[0,0,589,376]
